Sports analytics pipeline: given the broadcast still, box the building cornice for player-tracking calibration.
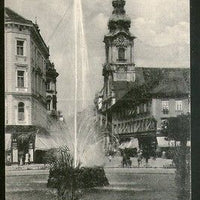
[5,92,47,107]
[5,20,49,58]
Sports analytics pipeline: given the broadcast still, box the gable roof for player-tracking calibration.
[138,67,190,96]
[5,7,32,25]
[151,70,190,96]
[111,67,190,109]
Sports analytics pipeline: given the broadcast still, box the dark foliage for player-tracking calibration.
[48,166,109,190]
[47,147,109,200]
[160,114,191,200]
[161,114,190,142]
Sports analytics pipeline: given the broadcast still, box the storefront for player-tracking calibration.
[5,125,67,164]
[5,133,12,165]
[11,131,35,165]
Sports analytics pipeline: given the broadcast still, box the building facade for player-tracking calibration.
[95,0,190,154]
[5,8,59,164]
[46,61,59,117]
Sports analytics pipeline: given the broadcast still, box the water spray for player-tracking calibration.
[74,0,78,168]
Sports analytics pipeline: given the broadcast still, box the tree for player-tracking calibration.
[162,114,190,143]
[161,113,190,200]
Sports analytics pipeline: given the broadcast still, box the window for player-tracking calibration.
[146,102,151,112]
[46,82,50,90]
[139,104,144,113]
[17,40,24,56]
[47,101,51,110]
[17,71,25,88]
[18,102,25,121]
[118,48,125,60]
[53,95,57,110]
[137,106,140,114]
[162,101,169,114]
[106,46,109,62]
[176,100,183,111]
[144,103,147,112]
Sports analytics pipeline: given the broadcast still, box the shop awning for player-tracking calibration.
[35,134,58,151]
[35,129,67,151]
[5,133,11,151]
[119,138,138,149]
[157,137,190,147]
[157,137,176,147]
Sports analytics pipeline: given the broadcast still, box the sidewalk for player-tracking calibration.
[5,157,175,172]
[6,164,50,171]
[104,156,175,168]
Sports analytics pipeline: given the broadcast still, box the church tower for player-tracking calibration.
[102,0,136,109]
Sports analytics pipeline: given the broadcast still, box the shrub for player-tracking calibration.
[47,147,109,200]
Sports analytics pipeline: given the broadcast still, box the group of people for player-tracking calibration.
[122,152,132,168]
[18,153,31,165]
[122,149,150,168]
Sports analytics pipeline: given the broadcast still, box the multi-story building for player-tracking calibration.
[5,7,59,164]
[95,0,190,153]
[46,61,59,117]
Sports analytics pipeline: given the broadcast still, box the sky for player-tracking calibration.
[5,0,190,118]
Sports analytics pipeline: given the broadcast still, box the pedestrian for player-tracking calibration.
[22,154,25,165]
[127,157,132,168]
[162,151,166,159]
[108,154,112,162]
[7,154,11,165]
[143,153,149,168]
[122,152,127,168]
[20,156,23,166]
[28,153,31,164]
[137,150,143,168]
[145,157,149,167]
[25,153,29,165]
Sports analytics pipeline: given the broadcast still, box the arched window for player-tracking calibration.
[47,100,51,110]
[18,102,25,121]
[118,47,125,60]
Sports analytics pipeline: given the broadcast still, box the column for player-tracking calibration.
[12,141,18,163]
[29,143,34,162]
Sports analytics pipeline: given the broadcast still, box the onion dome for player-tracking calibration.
[108,0,131,32]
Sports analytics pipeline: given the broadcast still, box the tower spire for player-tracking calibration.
[108,0,131,32]
[112,0,126,15]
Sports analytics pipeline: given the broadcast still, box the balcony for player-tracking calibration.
[117,59,127,63]
[48,110,58,117]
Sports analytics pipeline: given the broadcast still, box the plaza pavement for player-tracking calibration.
[5,157,175,177]
[5,157,176,200]
[5,165,177,200]
[104,156,174,168]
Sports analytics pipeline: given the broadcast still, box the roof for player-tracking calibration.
[137,67,190,96]
[151,70,190,96]
[5,7,32,25]
[112,81,135,100]
[5,7,50,57]
[111,67,190,108]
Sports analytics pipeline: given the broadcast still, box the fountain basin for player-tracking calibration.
[47,166,109,189]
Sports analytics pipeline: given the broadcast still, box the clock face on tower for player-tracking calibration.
[113,35,129,47]
[118,35,124,43]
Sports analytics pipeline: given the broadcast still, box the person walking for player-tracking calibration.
[25,153,29,165]
[108,154,112,162]
[28,153,31,164]
[122,152,127,168]
[137,150,143,168]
